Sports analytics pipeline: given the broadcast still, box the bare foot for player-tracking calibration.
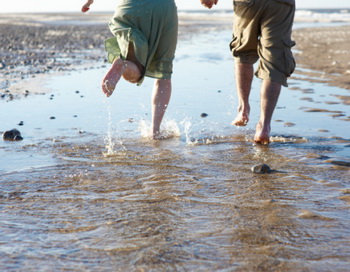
[231,114,249,127]
[152,131,164,140]
[231,112,249,126]
[254,122,270,145]
[101,58,125,97]
[231,104,250,126]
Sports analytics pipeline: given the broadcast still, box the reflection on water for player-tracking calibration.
[1,28,350,271]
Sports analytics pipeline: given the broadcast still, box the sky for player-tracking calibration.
[0,0,349,13]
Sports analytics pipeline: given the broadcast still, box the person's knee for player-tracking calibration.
[126,43,144,74]
[122,61,141,83]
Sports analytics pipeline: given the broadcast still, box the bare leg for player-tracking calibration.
[151,79,172,139]
[231,62,254,126]
[101,58,125,97]
[101,43,142,97]
[254,79,281,145]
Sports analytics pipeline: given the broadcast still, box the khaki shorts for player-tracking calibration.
[230,0,296,87]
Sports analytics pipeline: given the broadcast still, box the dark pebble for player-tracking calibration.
[3,129,23,141]
[18,121,24,126]
[251,164,271,174]
[200,113,208,118]
[50,116,56,120]
[330,160,350,167]
[0,61,6,70]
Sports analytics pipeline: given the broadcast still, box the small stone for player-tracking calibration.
[18,121,24,126]
[3,129,23,141]
[330,160,350,167]
[50,116,56,120]
[0,61,6,70]
[251,164,271,174]
[200,113,208,118]
[13,135,23,141]
[284,122,295,127]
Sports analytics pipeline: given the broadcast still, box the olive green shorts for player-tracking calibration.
[230,0,296,87]
[106,0,178,85]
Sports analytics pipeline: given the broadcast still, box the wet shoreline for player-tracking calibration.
[1,13,350,99]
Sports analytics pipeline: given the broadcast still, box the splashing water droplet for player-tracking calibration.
[102,99,125,157]
[180,119,193,144]
[139,119,152,138]
[139,119,180,140]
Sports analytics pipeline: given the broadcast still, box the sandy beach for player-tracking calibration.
[0,12,234,96]
[292,25,350,91]
[1,12,350,272]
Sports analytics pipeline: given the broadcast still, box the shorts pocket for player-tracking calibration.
[233,0,254,7]
[229,35,239,53]
[283,38,296,76]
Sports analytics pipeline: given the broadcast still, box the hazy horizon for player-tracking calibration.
[0,0,349,13]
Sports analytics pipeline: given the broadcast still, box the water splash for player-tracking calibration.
[270,136,308,143]
[102,99,125,157]
[139,119,180,140]
[181,118,226,145]
[139,119,152,138]
[181,118,193,144]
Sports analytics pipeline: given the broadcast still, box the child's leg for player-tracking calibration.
[151,79,172,139]
[101,58,125,97]
[101,43,143,97]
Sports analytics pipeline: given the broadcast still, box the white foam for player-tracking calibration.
[138,119,181,140]
[295,9,350,22]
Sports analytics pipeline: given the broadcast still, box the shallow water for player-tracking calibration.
[1,28,350,271]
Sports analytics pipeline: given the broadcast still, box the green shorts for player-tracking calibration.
[230,0,296,87]
[105,0,178,85]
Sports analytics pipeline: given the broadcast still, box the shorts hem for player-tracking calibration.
[255,70,289,87]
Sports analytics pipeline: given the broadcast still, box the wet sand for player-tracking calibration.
[0,12,233,97]
[292,25,350,91]
[1,13,350,97]
[1,12,350,272]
